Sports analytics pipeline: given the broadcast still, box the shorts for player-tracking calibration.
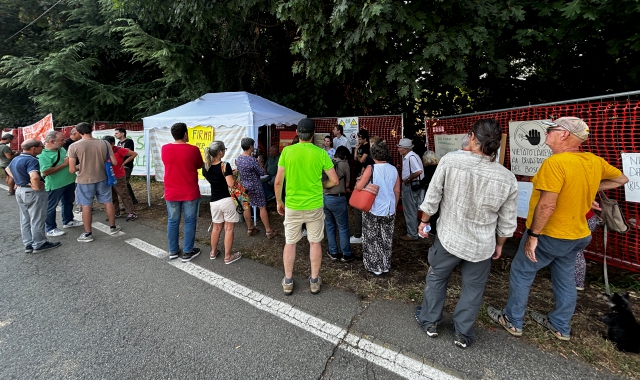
[76,180,113,206]
[283,206,325,244]
[210,197,240,224]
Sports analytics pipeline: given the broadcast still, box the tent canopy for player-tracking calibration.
[142,91,305,139]
[141,91,306,201]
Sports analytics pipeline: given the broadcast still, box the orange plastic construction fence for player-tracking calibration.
[425,100,640,273]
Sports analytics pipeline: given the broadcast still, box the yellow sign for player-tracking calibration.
[188,125,214,179]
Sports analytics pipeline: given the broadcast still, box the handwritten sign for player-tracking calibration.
[188,125,214,179]
[434,134,466,159]
[337,117,359,147]
[92,129,152,176]
[622,153,640,203]
[508,120,553,176]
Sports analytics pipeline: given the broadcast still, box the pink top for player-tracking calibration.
[161,143,204,201]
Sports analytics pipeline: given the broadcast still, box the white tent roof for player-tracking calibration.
[142,91,305,134]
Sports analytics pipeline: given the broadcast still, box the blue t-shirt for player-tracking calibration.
[8,153,41,186]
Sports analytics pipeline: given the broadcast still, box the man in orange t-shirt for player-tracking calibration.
[161,122,204,263]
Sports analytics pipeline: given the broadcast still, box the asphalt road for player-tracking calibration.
[0,185,625,380]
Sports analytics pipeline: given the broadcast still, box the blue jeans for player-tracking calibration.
[503,231,591,336]
[323,195,351,257]
[166,199,200,254]
[46,182,76,231]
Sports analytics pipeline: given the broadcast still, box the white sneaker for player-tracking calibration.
[46,228,65,237]
[62,220,83,228]
[350,235,362,244]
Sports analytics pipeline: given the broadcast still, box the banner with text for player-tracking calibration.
[434,133,466,159]
[92,129,151,176]
[23,114,54,142]
[508,120,553,176]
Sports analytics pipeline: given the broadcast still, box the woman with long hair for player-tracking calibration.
[202,141,242,264]
[354,140,400,275]
[236,137,279,239]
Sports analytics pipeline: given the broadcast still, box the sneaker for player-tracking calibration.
[46,228,65,237]
[309,277,322,294]
[73,207,82,214]
[24,245,33,253]
[33,241,61,253]
[454,331,471,349]
[301,229,307,237]
[169,251,180,260]
[415,306,438,337]
[62,220,83,228]
[282,278,294,296]
[341,255,354,263]
[109,226,122,235]
[125,213,138,222]
[181,248,201,262]
[77,232,94,242]
[349,235,362,244]
[326,251,339,262]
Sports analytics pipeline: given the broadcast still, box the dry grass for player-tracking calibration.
[127,177,640,379]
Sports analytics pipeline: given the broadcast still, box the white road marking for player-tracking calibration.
[124,238,167,258]
[92,222,125,236]
[0,184,8,191]
[125,240,459,380]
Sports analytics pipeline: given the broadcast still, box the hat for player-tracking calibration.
[2,133,13,140]
[541,117,589,141]
[397,138,414,149]
[297,118,315,133]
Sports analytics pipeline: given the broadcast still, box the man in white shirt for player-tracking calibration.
[397,138,424,241]
[332,125,351,151]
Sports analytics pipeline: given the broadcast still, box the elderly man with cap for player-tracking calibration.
[0,133,19,195]
[397,138,424,241]
[7,139,61,253]
[487,116,628,342]
[275,118,339,295]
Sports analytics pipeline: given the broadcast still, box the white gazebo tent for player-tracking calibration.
[142,91,306,203]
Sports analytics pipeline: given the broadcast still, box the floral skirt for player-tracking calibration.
[362,212,395,273]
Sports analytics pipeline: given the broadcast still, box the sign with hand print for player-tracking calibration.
[508,120,553,176]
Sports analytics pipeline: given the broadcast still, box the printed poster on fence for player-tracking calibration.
[508,120,553,176]
[337,117,359,148]
[434,133,467,159]
[23,114,54,142]
[622,153,640,203]
[188,125,214,179]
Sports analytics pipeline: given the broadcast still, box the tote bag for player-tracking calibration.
[349,168,379,212]
[223,162,250,213]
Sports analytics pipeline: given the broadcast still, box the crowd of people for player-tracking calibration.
[3,123,140,253]
[3,116,630,350]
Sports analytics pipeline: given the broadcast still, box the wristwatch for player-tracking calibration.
[526,228,540,238]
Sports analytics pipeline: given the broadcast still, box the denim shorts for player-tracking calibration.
[76,180,112,205]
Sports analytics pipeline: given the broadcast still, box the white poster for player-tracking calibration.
[92,129,151,176]
[508,120,553,176]
[433,133,467,159]
[337,117,359,147]
[517,182,533,218]
[622,153,640,203]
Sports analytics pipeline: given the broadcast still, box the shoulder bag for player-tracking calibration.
[349,166,379,212]
[221,161,250,214]
[409,154,422,191]
[596,190,628,233]
[103,140,117,186]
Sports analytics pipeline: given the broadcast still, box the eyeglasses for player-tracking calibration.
[545,127,566,134]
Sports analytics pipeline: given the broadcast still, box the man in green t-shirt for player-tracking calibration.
[39,131,83,237]
[275,118,338,295]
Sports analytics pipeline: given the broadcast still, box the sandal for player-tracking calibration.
[224,252,242,265]
[266,230,279,239]
[530,311,570,341]
[247,228,260,236]
[210,249,220,260]
[486,306,523,337]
